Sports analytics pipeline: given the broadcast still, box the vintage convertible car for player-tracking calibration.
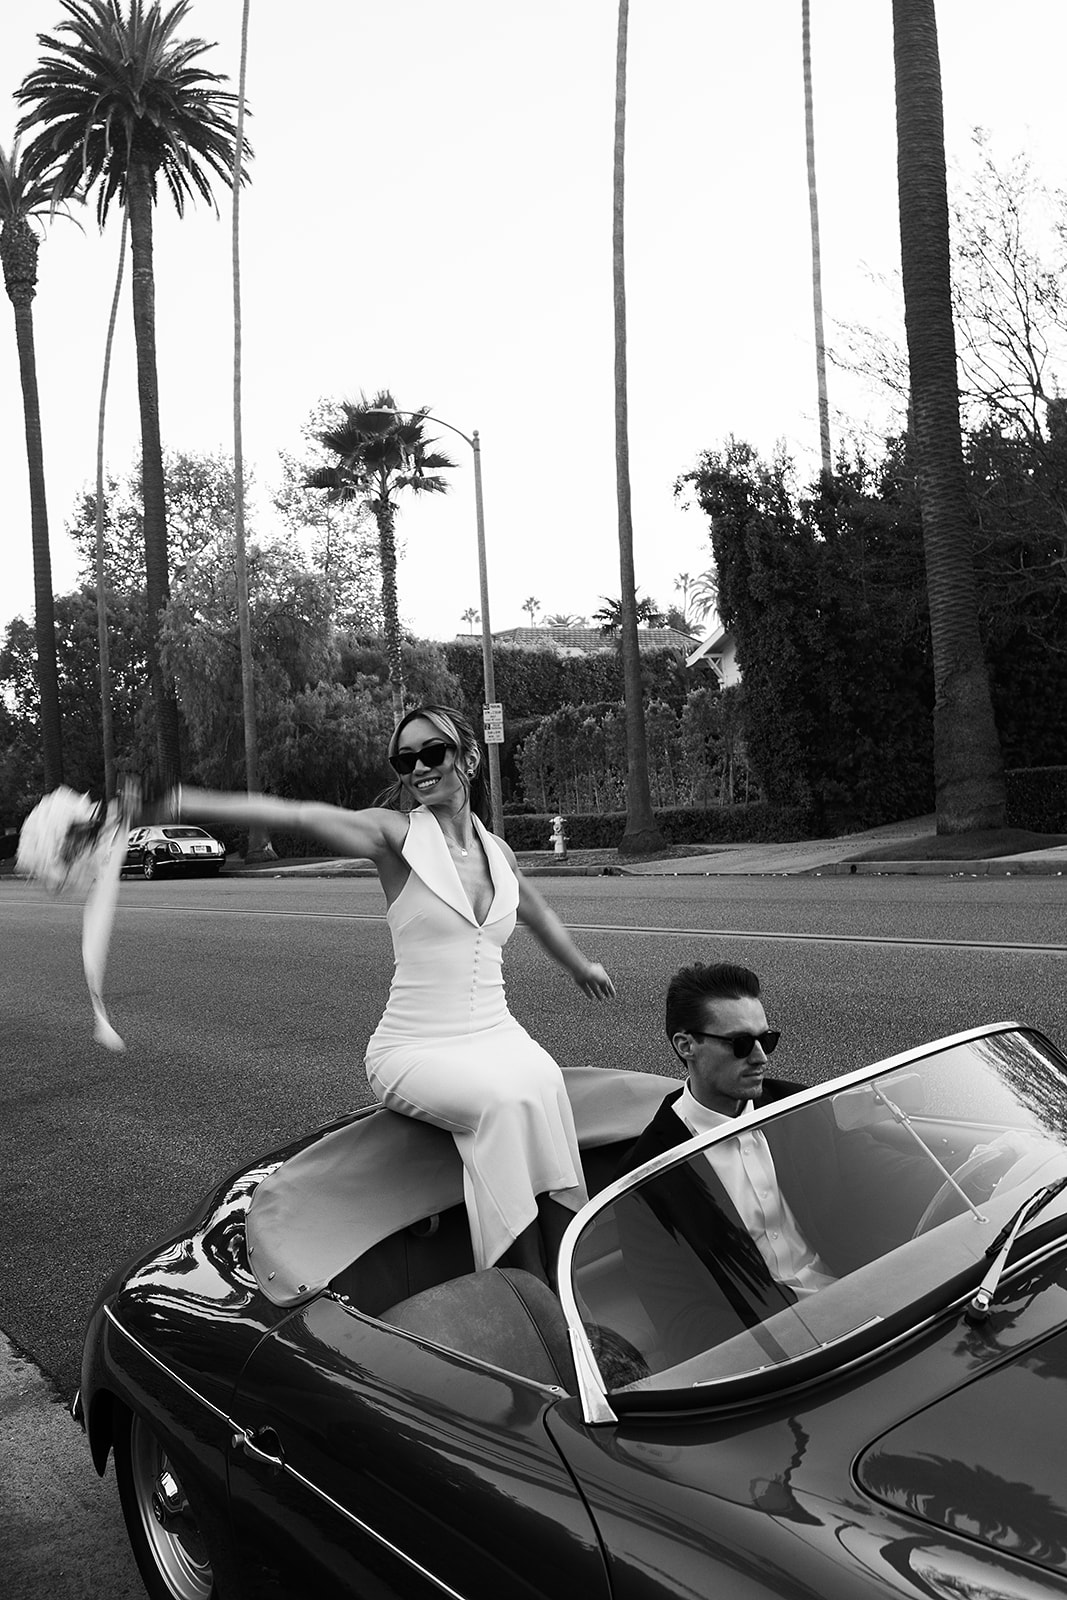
[76,1022,1067,1600]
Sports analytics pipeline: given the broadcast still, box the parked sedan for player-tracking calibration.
[75,1025,1067,1600]
[124,825,226,880]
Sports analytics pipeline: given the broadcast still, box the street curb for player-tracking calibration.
[810,859,1067,878]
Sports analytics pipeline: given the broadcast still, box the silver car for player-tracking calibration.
[123,824,226,879]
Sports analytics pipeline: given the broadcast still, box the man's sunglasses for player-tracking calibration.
[390,740,455,776]
[689,1028,781,1058]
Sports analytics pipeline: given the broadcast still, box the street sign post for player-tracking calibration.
[483,703,504,744]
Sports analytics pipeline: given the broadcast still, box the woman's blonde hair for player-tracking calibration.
[378,704,491,825]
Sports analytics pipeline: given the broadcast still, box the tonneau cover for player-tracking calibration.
[247,1066,676,1305]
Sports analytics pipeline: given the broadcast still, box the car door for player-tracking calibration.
[228,1294,611,1600]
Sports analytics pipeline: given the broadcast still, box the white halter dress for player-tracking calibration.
[365,806,587,1269]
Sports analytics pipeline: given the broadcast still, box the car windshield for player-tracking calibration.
[564,1027,1067,1402]
[161,828,212,840]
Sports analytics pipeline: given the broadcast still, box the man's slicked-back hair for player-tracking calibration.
[665,961,761,1042]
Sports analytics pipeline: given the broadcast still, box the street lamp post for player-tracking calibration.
[371,408,505,836]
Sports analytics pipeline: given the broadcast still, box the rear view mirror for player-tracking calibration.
[832,1072,924,1131]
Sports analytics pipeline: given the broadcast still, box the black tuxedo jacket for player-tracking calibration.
[611,1079,939,1366]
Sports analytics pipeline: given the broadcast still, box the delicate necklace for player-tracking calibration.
[445,837,470,858]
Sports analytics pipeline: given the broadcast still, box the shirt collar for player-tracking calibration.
[677,1081,754,1136]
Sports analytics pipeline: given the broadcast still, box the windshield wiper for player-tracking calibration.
[965,1176,1067,1323]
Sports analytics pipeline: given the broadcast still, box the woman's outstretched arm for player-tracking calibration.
[149,787,401,864]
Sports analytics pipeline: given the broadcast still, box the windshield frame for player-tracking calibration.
[560,1019,1067,1425]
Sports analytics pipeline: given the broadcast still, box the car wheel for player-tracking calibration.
[143,855,157,880]
[114,1408,217,1600]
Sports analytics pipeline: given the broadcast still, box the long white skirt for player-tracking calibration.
[366,1022,588,1270]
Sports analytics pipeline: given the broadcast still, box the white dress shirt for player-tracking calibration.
[676,1083,837,1298]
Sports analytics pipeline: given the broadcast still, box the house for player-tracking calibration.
[685,620,740,687]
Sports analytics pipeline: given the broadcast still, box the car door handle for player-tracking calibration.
[232,1425,285,1474]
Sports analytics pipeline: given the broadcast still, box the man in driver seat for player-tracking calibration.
[614,962,939,1365]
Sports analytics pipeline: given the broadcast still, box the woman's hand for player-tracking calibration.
[574,960,616,1001]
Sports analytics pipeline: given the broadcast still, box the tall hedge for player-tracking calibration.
[442,639,691,723]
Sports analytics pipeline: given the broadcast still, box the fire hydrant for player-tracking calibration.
[549,814,568,861]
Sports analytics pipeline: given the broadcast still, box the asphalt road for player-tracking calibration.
[0,869,1064,1595]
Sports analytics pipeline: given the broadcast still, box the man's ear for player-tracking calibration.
[671,1031,693,1059]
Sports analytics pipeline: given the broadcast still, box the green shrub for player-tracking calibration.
[1005,767,1067,833]
[501,803,817,852]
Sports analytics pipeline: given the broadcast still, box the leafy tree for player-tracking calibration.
[680,439,935,828]
[308,390,454,719]
[263,638,463,810]
[1,588,151,800]
[272,402,381,630]
[18,0,249,788]
[68,450,243,589]
[0,139,78,790]
[892,0,1005,832]
[163,541,337,791]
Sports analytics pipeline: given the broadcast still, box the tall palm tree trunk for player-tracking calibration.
[802,0,832,478]
[375,486,406,721]
[231,0,271,858]
[127,161,182,788]
[614,0,663,854]
[95,203,128,800]
[4,218,63,791]
[892,0,1005,833]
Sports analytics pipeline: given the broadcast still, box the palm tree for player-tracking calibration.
[593,594,667,635]
[522,596,541,626]
[892,0,1005,832]
[461,606,479,636]
[17,0,248,789]
[93,200,128,799]
[308,391,455,720]
[0,139,76,792]
[688,567,719,624]
[543,612,586,626]
[612,0,664,853]
[229,0,271,858]
[802,0,831,478]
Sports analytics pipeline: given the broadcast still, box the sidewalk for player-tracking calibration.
[225,815,1067,880]
[0,1334,140,1598]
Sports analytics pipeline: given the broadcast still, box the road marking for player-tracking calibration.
[57,901,1066,955]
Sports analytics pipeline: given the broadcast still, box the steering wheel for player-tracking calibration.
[911,1131,1037,1238]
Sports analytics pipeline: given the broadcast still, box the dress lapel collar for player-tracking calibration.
[402,808,519,926]
[473,815,519,923]
[403,807,476,925]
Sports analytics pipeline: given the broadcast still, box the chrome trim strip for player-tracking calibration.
[103,1306,238,1429]
[270,1459,472,1600]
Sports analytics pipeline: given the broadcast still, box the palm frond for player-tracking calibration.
[15,0,249,222]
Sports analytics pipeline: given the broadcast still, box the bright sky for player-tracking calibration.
[2,1,1065,645]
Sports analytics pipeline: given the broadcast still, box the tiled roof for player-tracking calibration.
[485,626,700,654]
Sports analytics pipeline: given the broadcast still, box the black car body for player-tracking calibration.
[76,1024,1067,1599]
[123,825,226,880]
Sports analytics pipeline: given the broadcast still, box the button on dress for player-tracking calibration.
[365,807,587,1269]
